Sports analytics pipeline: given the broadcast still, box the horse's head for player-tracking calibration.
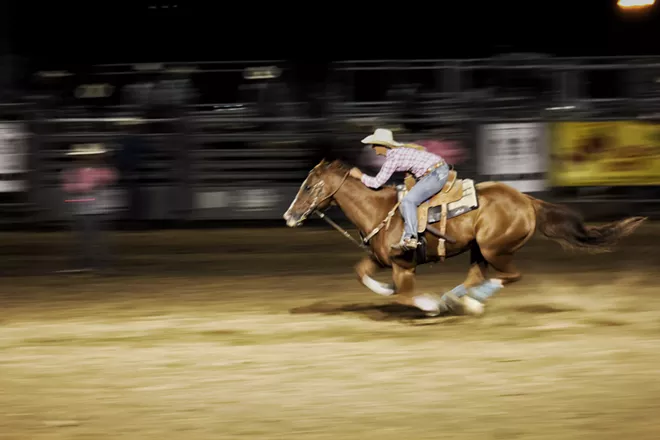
[283,159,349,227]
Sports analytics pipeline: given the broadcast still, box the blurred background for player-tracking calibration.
[1,2,660,227]
[1,1,660,439]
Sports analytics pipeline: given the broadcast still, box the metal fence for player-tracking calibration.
[1,57,659,226]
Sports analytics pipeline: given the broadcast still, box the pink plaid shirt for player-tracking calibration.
[60,166,117,215]
[361,147,444,189]
[61,167,116,194]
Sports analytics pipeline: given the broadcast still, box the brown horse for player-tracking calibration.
[283,159,646,317]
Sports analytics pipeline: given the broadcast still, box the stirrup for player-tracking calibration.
[391,237,419,251]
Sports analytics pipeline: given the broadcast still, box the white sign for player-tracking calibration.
[496,179,547,193]
[196,191,230,209]
[478,123,548,176]
[236,189,279,212]
[0,122,27,175]
[0,122,28,192]
[195,189,280,213]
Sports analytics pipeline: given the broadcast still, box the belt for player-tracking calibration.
[419,161,445,179]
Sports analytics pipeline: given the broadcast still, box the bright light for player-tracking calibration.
[618,0,655,8]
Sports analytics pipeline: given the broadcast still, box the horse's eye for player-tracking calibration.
[305,185,312,191]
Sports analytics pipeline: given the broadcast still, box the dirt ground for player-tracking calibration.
[0,223,659,440]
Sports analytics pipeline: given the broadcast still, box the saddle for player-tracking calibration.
[404,170,465,259]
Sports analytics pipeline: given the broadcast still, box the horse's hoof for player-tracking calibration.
[461,296,485,316]
[441,292,484,316]
[413,294,442,316]
[442,292,465,315]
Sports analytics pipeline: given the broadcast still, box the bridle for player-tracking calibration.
[303,169,379,254]
[296,169,350,225]
[296,167,398,255]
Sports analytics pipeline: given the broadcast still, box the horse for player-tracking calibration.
[283,159,647,317]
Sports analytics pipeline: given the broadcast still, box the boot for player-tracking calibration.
[391,237,419,251]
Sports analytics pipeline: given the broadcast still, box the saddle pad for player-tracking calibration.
[428,179,479,224]
[396,179,479,224]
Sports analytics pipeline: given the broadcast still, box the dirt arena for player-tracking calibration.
[1,223,659,439]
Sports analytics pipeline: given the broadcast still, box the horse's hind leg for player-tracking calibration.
[466,242,490,286]
[441,242,490,315]
[475,216,531,287]
[440,242,488,300]
[464,216,532,303]
[466,250,521,303]
[355,256,395,297]
[480,250,522,285]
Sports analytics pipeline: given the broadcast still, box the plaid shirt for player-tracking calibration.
[361,147,444,189]
[62,167,116,194]
[61,166,117,215]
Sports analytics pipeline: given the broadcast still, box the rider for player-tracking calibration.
[349,128,450,251]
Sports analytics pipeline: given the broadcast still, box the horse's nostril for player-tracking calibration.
[286,218,299,228]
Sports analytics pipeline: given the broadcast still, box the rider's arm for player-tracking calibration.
[361,156,398,189]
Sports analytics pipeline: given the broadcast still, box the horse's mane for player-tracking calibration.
[328,160,352,173]
[316,159,399,200]
[317,159,396,191]
[327,160,398,189]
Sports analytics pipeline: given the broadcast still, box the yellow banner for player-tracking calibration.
[550,121,660,186]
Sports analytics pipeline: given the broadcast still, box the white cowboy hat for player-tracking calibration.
[66,143,107,156]
[361,128,404,148]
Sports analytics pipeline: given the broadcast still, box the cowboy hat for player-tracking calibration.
[66,143,108,156]
[361,128,404,148]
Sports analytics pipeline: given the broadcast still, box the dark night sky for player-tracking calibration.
[2,1,660,65]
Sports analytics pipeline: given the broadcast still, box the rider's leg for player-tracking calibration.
[398,165,450,243]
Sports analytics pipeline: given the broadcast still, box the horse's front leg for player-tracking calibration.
[392,263,448,317]
[355,256,395,296]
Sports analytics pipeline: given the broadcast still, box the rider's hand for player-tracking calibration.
[349,167,363,180]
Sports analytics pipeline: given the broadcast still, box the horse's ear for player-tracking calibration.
[322,158,334,169]
[311,158,331,174]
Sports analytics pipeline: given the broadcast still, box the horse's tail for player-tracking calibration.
[526,195,647,253]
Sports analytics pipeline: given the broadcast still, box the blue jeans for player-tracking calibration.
[71,214,110,270]
[400,164,450,240]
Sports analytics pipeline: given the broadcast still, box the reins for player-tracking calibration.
[312,170,400,256]
[314,211,373,254]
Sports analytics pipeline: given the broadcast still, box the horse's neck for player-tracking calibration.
[333,178,397,235]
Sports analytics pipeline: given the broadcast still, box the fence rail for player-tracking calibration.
[0,57,659,225]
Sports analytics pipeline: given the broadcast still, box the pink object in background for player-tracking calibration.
[414,140,469,164]
[62,167,117,193]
